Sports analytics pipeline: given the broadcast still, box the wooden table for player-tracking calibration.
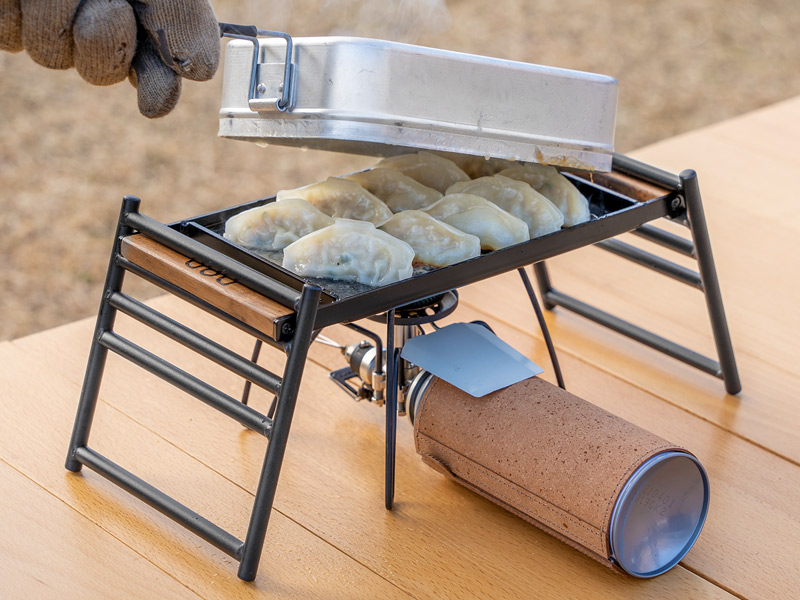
[2,97,799,600]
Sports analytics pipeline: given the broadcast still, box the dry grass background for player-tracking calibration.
[1,0,798,340]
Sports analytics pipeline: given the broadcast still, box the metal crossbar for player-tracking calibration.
[75,446,245,558]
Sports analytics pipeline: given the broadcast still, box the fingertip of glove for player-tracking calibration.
[131,37,182,118]
[0,38,23,53]
[73,0,137,86]
[0,0,23,53]
[152,26,220,82]
[177,40,220,82]
[134,0,220,82]
[138,82,181,118]
[19,0,76,69]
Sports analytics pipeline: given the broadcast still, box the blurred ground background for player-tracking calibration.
[1,0,799,340]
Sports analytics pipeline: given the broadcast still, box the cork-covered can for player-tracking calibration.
[410,374,709,577]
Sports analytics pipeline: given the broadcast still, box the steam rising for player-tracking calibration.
[236,0,451,42]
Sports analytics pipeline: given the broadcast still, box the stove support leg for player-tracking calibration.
[519,267,565,389]
[240,339,263,406]
[681,170,741,395]
[384,309,398,510]
[238,283,322,581]
[65,196,140,472]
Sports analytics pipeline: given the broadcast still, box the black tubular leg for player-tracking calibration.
[107,292,282,395]
[65,196,140,472]
[237,284,322,582]
[540,288,723,376]
[241,339,263,406]
[98,331,273,437]
[384,310,397,510]
[532,266,731,380]
[532,262,556,310]
[631,224,695,258]
[681,170,741,394]
[518,268,565,389]
[267,395,278,420]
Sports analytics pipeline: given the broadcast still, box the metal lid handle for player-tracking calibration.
[219,22,296,112]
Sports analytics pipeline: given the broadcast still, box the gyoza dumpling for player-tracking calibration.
[446,175,564,238]
[276,177,393,226]
[424,193,529,251]
[282,219,414,286]
[379,210,480,268]
[345,168,442,212]
[434,152,516,179]
[498,164,591,226]
[223,198,335,251]
[374,151,470,193]
[498,163,554,189]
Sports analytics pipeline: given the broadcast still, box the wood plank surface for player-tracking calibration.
[303,312,800,600]
[0,342,413,600]
[4,97,800,599]
[0,460,203,600]
[8,310,732,600]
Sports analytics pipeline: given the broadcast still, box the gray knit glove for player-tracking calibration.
[0,0,220,118]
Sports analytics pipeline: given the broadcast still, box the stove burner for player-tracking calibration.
[368,291,459,326]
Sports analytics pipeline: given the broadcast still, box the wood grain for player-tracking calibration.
[9,302,750,599]
[120,234,295,341]
[0,460,203,600]
[302,305,800,600]
[0,342,413,600]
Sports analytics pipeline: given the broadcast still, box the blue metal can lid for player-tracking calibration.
[609,450,709,578]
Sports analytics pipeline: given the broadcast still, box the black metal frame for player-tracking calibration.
[64,154,740,583]
[172,172,676,332]
[64,197,322,581]
[532,155,740,394]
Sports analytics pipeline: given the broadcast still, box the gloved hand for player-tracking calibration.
[0,0,220,118]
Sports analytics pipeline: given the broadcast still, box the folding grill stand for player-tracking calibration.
[533,154,741,395]
[64,157,741,583]
[64,197,324,581]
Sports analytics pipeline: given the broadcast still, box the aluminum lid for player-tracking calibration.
[219,33,618,171]
[609,451,710,578]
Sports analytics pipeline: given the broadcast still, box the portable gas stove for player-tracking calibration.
[64,25,740,582]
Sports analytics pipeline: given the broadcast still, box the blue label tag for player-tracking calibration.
[400,323,543,397]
